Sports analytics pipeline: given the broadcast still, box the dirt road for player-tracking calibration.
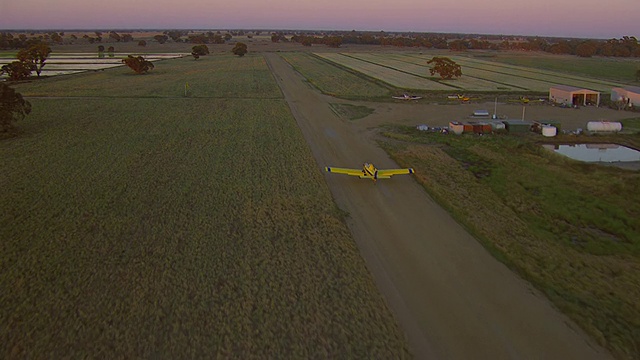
[265,53,612,359]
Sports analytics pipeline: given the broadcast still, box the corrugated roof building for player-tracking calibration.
[611,86,640,108]
[549,85,600,107]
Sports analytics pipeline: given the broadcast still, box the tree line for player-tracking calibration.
[2,30,639,58]
[288,31,640,58]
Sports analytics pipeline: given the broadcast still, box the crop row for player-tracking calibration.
[351,53,519,91]
[374,53,626,92]
[278,52,390,98]
[448,56,626,92]
[315,53,455,90]
[456,56,627,87]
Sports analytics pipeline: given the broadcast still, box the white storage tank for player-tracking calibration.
[586,121,622,133]
[542,125,557,137]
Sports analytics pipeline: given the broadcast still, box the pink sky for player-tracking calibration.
[1,0,638,39]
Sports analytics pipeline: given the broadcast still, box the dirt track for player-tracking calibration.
[265,53,614,359]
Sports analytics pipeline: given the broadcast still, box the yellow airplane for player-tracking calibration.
[325,162,414,183]
[447,94,479,102]
[508,96,544,104]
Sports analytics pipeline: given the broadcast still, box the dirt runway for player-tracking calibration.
[265,53,613,359]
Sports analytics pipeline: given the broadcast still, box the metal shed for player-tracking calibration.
[549,85,600,107]
[611,86,640,108]
[502,120,533,133]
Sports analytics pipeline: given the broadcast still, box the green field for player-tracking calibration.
[378,128,640,359]
[485,53,640,84]
[315,52,633,93]
[0,54,409,357]
[279,52,391,99]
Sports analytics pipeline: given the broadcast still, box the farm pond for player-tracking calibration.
[543,143,640,169]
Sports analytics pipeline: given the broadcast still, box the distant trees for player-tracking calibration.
[122,55,154,74]
[108,31,121,42]
[191,45,210,59]
[324,36,342,48]
[427,57,462,79]
[232,42,248,57]
[107,46,115,57]
[98,45,105,58]
[138,40,146,47]
[166,30,186,42]
[154,35,168,44]
[0,83,31,133]
[575,41,598,57]
[271,33,288,43]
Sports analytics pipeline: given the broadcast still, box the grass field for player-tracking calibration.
[378,127,640,359]
[484,53,640,84]
[0,54,410,357]
[316,52,633,93]
[278,52,391,99]
[315,53,455,91]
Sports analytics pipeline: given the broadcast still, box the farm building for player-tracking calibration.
[472,109,490,117]
[468,122,492,134]
[611,86,640,108]
[549,85,600,107]
[502,120,533,133]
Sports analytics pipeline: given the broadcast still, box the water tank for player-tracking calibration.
[542,125,557,137]
[586,121,622,132]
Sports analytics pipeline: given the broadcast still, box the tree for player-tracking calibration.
[98,45,105,58]
[325,36,343,48]
[576,41,597,57]
[191,44,209,59]
[17,43,51,77]
[0,61,34,81]
[138,40,146,47]
[0,83,31,133]
[108,31,121,42]
[232,42,248,57]
[154,34,168,44]
[427,57,462,79]
[107,46,115,57]
[122,55,154,74]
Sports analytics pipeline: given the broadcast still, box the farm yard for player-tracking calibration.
[2,40,640,359]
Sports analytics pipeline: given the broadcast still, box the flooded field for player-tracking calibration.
[543,143,640,169]
[0,53,185,78]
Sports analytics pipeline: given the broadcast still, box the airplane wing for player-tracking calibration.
[376,168,415,178]
[325,167,365,177]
